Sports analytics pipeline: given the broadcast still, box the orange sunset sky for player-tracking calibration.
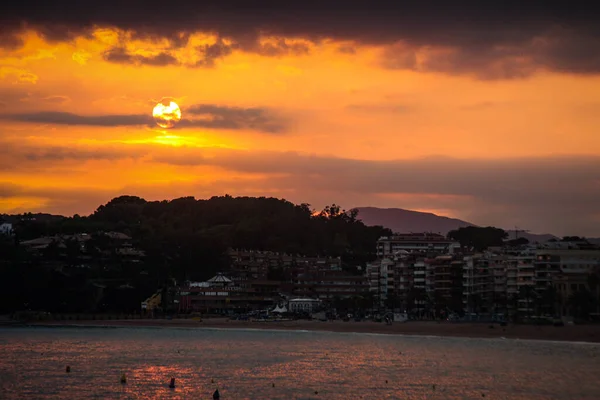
[1,1,599,236]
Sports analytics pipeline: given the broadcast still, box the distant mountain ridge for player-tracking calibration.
[354,207,558,243]
[354,207,474,235]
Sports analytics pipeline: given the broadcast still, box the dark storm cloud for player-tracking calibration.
[0,111,153,126]
[254,39,311,57]
[101,39,307,68]
[382,27,600,79]
[193,40,237,67]
[102,47,179,66]
[0,104,287,133]
[2,1,599,76]
[0,26,23,50]
[184,104,286,133]
[102,44,232,68]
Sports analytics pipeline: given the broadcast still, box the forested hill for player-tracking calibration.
[8,195,392,279]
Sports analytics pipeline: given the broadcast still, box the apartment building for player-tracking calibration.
[282,270,368,301]
[428,255,464,314]
[463,254,492,313]
[227,249,342,282]
[376,233,460,258]
[540,249,600,317]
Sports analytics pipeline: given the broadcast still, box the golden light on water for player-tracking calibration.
[153,99,182,129]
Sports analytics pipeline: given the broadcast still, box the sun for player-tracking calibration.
[153,99,182,129]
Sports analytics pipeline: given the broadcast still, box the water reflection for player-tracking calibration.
[0,327,599,399]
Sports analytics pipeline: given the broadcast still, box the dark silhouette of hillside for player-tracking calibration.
[0,213,65,224]
[354,207,474,235]
[0,196,392,314]
[354,207,558,242]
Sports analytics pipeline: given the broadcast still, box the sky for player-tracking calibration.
[1,1,599,236]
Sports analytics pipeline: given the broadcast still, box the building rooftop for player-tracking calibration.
[189,282,211,288]
[105,231,132,240]
[379,233,452,242]
[289,298,321,302]
[207,273,233,283]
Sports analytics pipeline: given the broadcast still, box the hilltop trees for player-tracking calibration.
[9,195,391,283]
[448,226,508,251]
[0,195,392,314]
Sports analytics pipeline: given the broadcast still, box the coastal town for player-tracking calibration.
[3,215,599,326]
[170,234,600,324]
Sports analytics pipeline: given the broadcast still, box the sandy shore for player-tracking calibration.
[28,318,600,343]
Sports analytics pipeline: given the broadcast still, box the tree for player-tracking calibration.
[507,237,529,247]
[537,286,560,317]
[569,289,595,320]
[385,294,400,311]
[561,236,586,242]
[447,226,508,251]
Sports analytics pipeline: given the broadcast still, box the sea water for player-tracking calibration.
[1,327,599,399]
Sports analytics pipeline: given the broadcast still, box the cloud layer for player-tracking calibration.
[0,104,286,133]
[2,1,600,77]
[2,140,599,236]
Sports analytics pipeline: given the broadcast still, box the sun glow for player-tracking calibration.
[150,134,195,146]
[153,99,182,129]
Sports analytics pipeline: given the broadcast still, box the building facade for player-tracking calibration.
[376,233,460,258]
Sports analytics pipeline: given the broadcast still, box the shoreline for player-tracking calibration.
[20,318,600,343]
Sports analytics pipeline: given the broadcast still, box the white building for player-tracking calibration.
[288,298,321,313]
[366,258,395,307]
[0,222,13,235]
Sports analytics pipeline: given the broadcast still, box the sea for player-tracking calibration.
[1,326,599,399]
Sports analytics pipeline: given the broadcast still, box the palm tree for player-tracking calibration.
[538,286,560,317]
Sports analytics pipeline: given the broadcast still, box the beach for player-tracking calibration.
[29,318,600,343]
